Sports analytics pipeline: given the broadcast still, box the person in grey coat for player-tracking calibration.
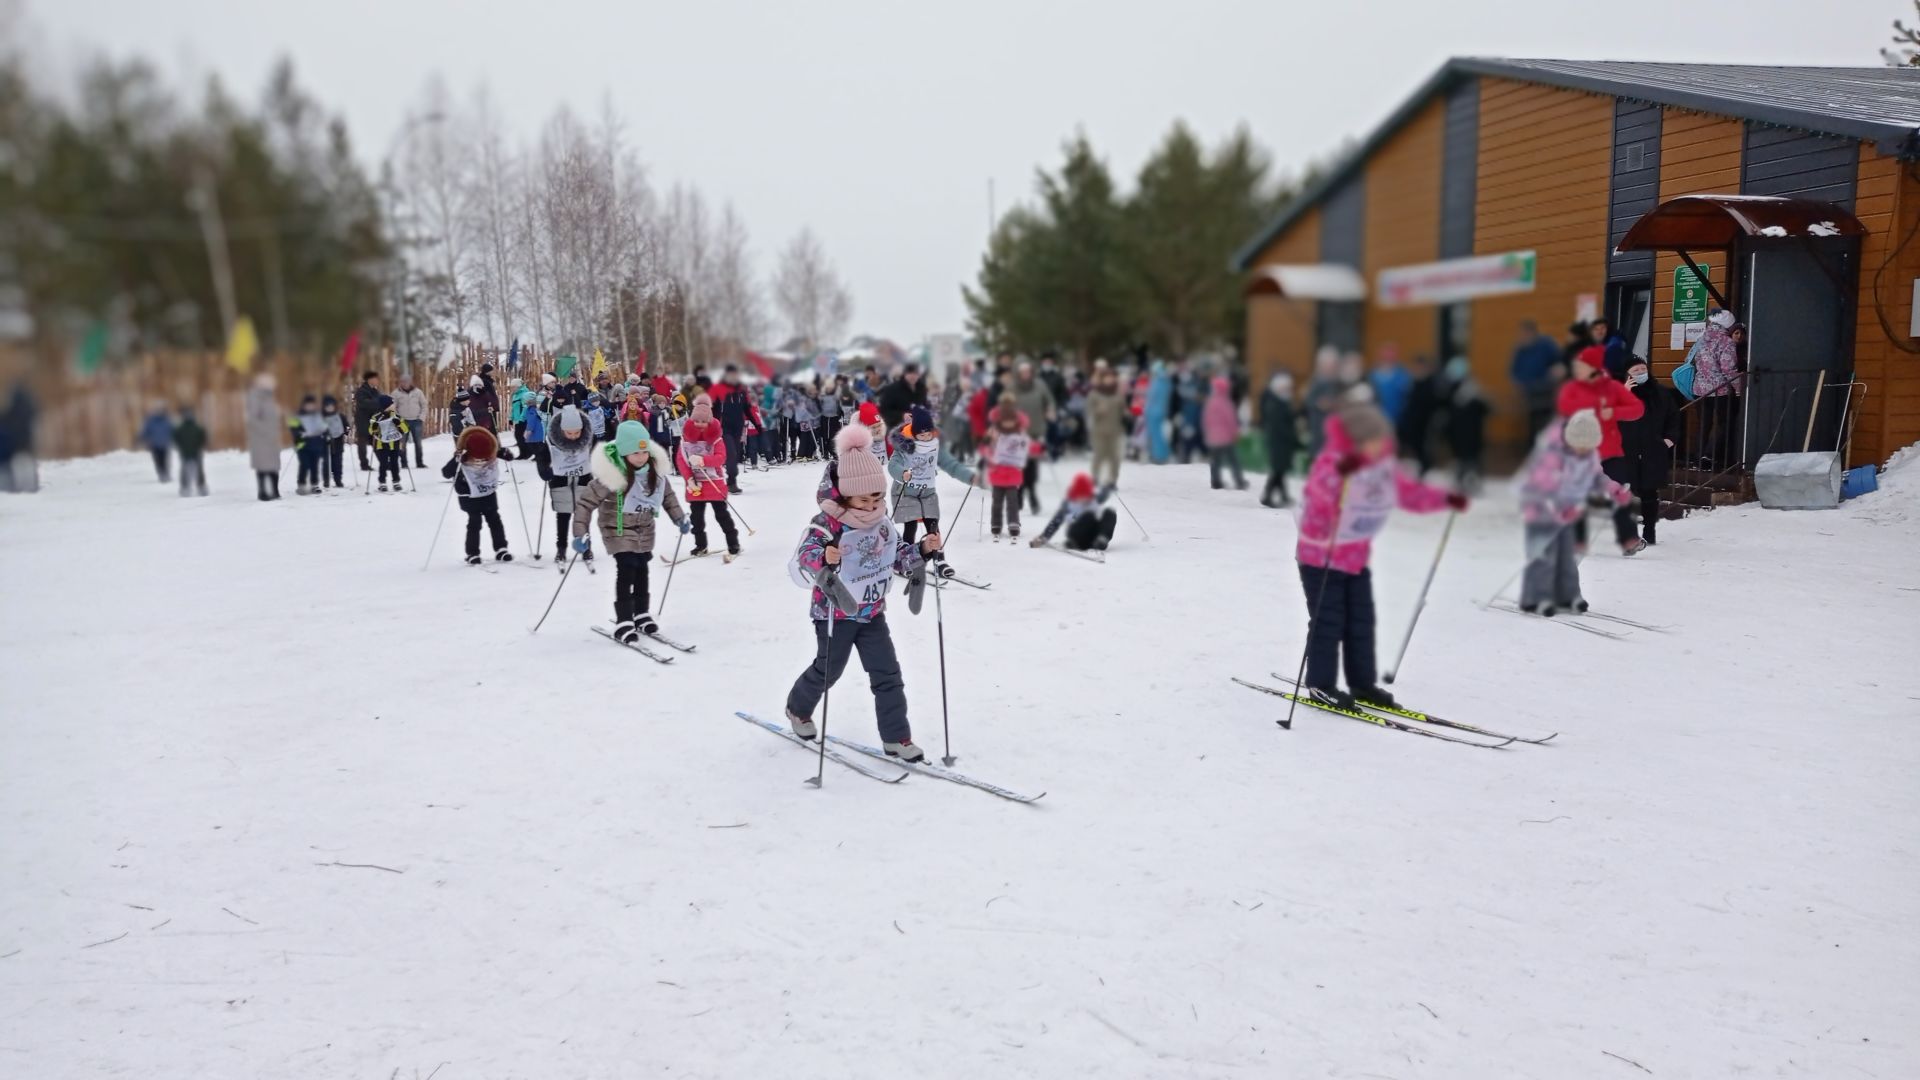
[245,373,285,501]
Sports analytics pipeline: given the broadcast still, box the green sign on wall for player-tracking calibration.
[1673,263,1712,323]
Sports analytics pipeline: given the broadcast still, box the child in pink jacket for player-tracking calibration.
[1294,395,1466,710]
[1201,375,1247,491]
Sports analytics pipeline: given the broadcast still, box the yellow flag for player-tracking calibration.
[225,316,260,373]
[589,347,606,380]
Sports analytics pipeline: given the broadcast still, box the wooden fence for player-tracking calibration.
[0,343,635,460]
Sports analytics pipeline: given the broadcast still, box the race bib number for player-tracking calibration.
[1334,460,1397,544]
[377,418,400,442]
[838,521,896,605]
[993,433,1030,471]
[460,461,501,498]
[551,443,591,477]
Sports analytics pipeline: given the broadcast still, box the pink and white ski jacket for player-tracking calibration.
[1294,413,1453,575]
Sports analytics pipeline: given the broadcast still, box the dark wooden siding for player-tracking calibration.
[1439,78,1479,260]
[1741,126,1858,209]
[1317,174,1365,350]
[1607,99,1662,282]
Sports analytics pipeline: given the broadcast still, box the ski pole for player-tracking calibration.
[506,455,537,557]
[400,452,419,493]
[1114,488,1151,542]
[530,550,579,634]
[657,524,686,619]
[1383,509,1457,684]
[806,596,836,789]
[421,476,458,571]
[1282,477,1349,730]
[935,561,956,766]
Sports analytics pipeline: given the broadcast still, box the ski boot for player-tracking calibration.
[495,550,514,563]
[884,740,927,764]
[934,561,956,579]
[1569,598,1589,614]
[379,483,390,493]
[1521,601,1557,617]
[613,619,639,644]
[635,613,659,636]
[786,708,817,740]
[689,546,711,558]
[465,554,483,566]
[1308,686,1355,711]
[1352,685,1397,710]
[725,541,741,564]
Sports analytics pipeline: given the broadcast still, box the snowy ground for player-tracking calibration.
[2,439,1917,1080]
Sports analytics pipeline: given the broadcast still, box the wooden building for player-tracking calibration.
[1233,59,1920,468]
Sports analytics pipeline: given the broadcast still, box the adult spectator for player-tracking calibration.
[1509,320,1565,443]
[1691,308,1743,469]
[876,363,930,431]
[392,373,429,467]
[1368,345,1412,425]
[245,372,285,502]
[1590,318,1631,381]
[711,364,752,493]
[352,372,383,471]
[1008,361,1056,512]
[1610,359,1681,547]
[1086,362,1126,487]
[472,363,501,430]
[1558,345,1646,554]
[137,401,174,482]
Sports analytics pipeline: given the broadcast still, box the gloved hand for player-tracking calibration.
[688,454,704,467]
[1336,453,1365,476]
[1445,492,1469,511]
[571,536,591,554]
[678,518,692,535]
[1028,537,1046,548]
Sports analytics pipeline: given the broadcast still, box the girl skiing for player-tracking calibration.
[1029,472,1117,552]
[784,424,943,762]
[366,395,409,492]
[572,421,690,643]
[441,427,518,564]
[1295,395,1466,710]
[541,405,598,569]
[887,404,979,577]
[677,394,742,559]
[1518,409,1627,615]
[290,395,328,495]
[984,394,1031,538]
[321,395,347,489]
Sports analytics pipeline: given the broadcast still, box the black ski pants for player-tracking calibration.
[690,501,740,551]
[1298,564,1377,692]
[613,551,652,623]
[149,446,170,481]
[786,614,909,744]
[1065,508,1117,551]
[463,494,509,558]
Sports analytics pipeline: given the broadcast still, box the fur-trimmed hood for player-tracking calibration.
[589,440,671,495]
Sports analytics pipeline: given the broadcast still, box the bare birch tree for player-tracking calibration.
[773,228,853,351]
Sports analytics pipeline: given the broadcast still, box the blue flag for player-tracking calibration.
[506,338,520,370]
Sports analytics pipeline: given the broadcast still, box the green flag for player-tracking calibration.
[75,320,109,375]
[555,354,578,379]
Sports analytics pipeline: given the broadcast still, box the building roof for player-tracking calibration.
[1232,58,1920,271]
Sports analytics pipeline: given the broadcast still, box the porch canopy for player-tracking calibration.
[1243,263,1368,302]
[1614,194,1866,311]
[1616,194,1865,253]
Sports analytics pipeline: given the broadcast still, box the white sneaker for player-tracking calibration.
[884,740,926,763]
[786,708,817,740]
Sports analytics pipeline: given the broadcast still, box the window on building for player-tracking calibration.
[1608,282,1652,361]
[1438,301,1471,364]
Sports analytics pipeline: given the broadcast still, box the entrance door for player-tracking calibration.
[1737,240,1856,462]
[1607,282,1652,362]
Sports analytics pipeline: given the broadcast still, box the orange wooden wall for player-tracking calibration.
[1852,146,1920,465]
[1244,207,1323,404]
[1361,97,1445,364]
[1467,78,1615,443]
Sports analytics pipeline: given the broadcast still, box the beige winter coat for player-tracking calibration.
[572,443,686,555]
[1087,389,1125,448]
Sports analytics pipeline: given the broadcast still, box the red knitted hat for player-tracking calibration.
[1067,472,1095,502]
[858,401,881,426]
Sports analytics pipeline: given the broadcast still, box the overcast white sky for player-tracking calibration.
[17,0,1899,344]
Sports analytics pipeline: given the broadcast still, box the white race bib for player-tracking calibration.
[1333,459,1397,544]
[460,460,501,498]
[550,442,591,477]
[377,417,400,443]
[837,520,897,606]
[622,471,667,515]
[993,432,1031,471]
[899,438,940,484]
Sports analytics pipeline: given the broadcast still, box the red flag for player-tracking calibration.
[744,351,775,380]
[338,330,361,375]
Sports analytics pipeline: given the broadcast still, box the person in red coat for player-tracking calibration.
[1557,346,1647,554]
[675,394,743,558]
